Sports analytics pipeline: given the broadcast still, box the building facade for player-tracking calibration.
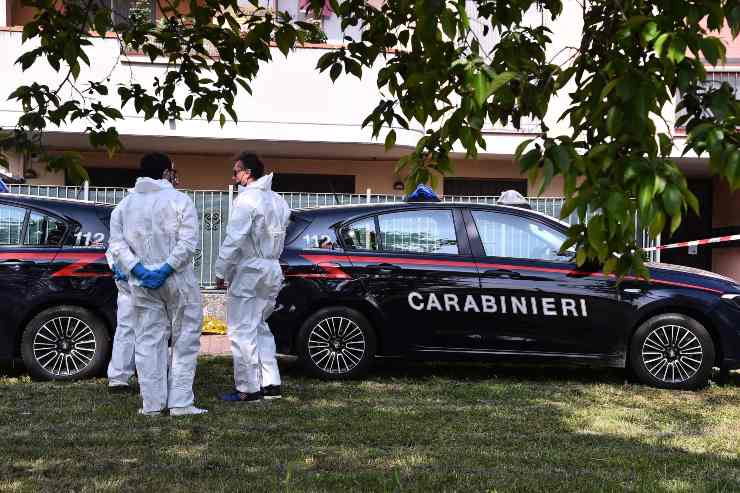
[1,0,739,278]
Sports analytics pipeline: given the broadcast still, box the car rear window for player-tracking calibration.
[286,213,312,247]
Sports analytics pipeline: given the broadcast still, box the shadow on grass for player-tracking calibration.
[2,356,740,490]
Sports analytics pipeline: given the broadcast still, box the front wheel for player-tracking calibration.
[297,307,377,380]
[629,313,715,390]
[21,306,111,381]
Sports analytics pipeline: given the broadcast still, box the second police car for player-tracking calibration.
[271,199,740,390]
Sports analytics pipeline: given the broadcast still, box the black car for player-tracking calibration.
[0,194,116,380]
[272,201,740,390]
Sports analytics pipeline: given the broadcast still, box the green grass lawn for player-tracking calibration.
[1,357,739,492]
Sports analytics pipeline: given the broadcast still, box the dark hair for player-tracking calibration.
[234,152,264,180]
[140,152,172,179]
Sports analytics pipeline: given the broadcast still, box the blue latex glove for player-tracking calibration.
[131,262,160,288]
[156,263,174,279]
[112,265,128,282]
[139,263,175,290]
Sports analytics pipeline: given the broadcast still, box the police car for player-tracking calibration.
[0,194,116,380]
[272,198,740,390]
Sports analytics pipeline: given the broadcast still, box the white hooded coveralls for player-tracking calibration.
[215,174,290,394]
[108,178,203,413]
[105,230,136,387]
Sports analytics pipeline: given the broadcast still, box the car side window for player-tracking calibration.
[378,210,459,255]
[25,212,67,247]
[0,204,27,246]
[341,217,378,251]
[471,210,569,261]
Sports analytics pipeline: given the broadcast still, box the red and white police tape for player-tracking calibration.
[644,234,740,252]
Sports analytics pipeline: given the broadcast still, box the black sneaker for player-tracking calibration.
[261,385,282,400]
[219,390,263,402]
[108,384,134,395]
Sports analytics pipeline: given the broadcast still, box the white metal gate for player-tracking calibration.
[7,184,659,286]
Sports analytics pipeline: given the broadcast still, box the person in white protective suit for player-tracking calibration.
[108,152,207,416]
[215,152,290,403]
[105,230,136,394]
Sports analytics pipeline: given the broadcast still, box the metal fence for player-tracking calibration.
[7,184,659,286]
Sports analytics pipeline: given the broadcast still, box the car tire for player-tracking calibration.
[629,313,715,390]
[21,305,111,381]
[297,306,377,380]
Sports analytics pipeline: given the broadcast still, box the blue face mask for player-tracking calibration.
[237,185,247,194]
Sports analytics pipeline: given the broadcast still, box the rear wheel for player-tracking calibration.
[629,313,714,390]
[297,307,376,380]
[21,306,111,381]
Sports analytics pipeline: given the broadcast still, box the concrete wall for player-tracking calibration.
[69,151,560,195]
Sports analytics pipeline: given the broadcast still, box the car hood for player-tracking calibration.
[646,262,737,284]
[646,262,740,294]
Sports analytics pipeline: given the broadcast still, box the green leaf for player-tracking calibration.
[603,256,618,275]
[219,113,226,127]
[472,71,487,108]
[606,192,625,215]
[384,129,396,151]
[649,210,666,237]
[669,211,682,234]
[487,71,517,95]
[685,189,700,216]
[554,66,576,90]
[606,106,622,136]
[518,148,540,171]
[653,175,666,195]
[551,145,571,172]
[667,37,686,64]
[641,21,659,44]
[514,138,535,160]
[701,37,721,66]
[662,185,682,216]
[560,197,579,221]
[276,27,296,56]
[638,180,654,211]
[329,63,342,82]
[539,158,555,195]
[587,215,606,256]
[653,33,671,57]
[576,248,587,267]
[599,79,619,101]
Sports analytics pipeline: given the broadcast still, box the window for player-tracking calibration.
[87,0,155,24]
[0,205,27,246]
[444,178,527,197]
[341,217,378,251]
[273,173,355,194]
[25,212,67,247]
[378,210,458,255]
[472,211,569,261]
[675,71,740,128]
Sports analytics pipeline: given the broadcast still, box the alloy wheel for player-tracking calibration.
[307,316,366,374]
[641,324,703,384]
[32,316,97,377]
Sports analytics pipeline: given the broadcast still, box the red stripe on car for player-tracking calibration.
[300,254,722,294]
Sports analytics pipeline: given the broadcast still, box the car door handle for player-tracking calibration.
[366,263,401,271]
[0,259,36,266]
[483,268,520,278]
